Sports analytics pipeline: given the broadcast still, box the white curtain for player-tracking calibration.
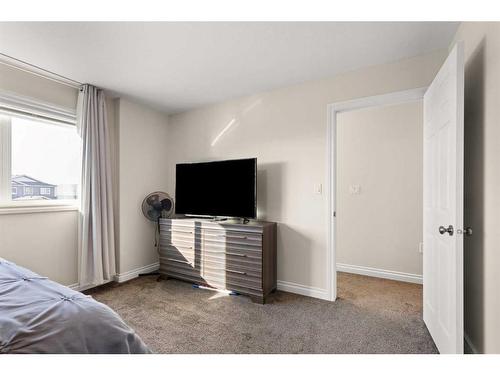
[76,84,116,287]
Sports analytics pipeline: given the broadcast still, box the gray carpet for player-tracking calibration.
[89,272,438,354]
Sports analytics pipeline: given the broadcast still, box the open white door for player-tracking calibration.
[423,42,464,354]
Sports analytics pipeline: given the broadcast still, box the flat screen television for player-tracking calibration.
[175,158,257,218]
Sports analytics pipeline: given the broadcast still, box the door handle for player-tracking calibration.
[439,225,454,236]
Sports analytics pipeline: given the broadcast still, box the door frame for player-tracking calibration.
[326,87,428,301]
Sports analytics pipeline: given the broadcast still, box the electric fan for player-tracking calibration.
[141,191,174,221]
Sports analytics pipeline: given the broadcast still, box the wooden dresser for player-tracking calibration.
[159,218,277,303]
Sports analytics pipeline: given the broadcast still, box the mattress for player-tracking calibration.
[0,258,151,354]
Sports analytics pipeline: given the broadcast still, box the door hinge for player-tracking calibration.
[457,227,473,236]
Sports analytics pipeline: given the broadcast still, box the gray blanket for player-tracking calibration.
[0,258,151,354]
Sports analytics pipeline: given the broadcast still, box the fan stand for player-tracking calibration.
[139,216,162,279]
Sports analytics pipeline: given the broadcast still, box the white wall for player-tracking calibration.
[116,98,169,275]
[166,49,447,293]
[336,101,423,278]
[452,22,500,354]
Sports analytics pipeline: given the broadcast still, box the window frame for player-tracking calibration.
[0,91,80,213]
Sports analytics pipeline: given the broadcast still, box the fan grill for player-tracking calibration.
[141,192,174,221]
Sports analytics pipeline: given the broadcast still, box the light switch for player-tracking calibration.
[315,183,322,194]
[349,184,360,195]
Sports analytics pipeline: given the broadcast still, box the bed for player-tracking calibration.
[0,258,151,354]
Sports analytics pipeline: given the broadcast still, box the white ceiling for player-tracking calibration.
[0,22,459,114]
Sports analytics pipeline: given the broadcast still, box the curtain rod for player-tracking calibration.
[0,52,83,89]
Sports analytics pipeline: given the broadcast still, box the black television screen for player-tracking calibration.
[175,158,257,218]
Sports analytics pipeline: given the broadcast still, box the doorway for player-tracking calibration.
[326,87,427,302]
[336,98,428,341]
[335,100,424,283]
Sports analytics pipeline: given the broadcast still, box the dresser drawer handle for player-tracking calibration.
[166,258,192,264]
[226,252,247,257]
[166,245,193,250]
[227,269,247,275]
[215,234,250,240]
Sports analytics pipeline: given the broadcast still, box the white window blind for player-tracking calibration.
[0,90,76,126]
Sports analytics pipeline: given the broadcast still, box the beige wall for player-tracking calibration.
[0,64,80,285]
[116,98,169,274]
[452,22,500,354]
[336,101,423,276]
[0,210,78,285]
[0,65,167,285]
[166,49,446,291]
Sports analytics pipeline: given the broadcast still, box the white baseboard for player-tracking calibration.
[67,279,113,292]
[277,280,330,301]
[337,263,423,284]
[66,263,159,291]
[67,283,80,290]
[464,332,479,354]
[114,262,160,283]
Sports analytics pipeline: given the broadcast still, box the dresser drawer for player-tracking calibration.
[159,218,276,304]
[203,257,262,275]
[160,229,199,243]
[202,250,261,271]
[201,240,261,256]
[225,283,264,297]
[160,265,204,285]
[203,269,262,291]
[159,243,199,259]
[201,236,261,250]
[159,237,200,251]
[160,223,195,234]
[203,278,262,297]
[202,229,262,246]
[159,252,200,268]
[160,254,200,269]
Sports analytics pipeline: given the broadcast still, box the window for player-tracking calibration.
[0,108,80,207]
[40,187,51,195]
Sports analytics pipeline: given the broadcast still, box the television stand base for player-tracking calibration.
[212,217,228,222]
